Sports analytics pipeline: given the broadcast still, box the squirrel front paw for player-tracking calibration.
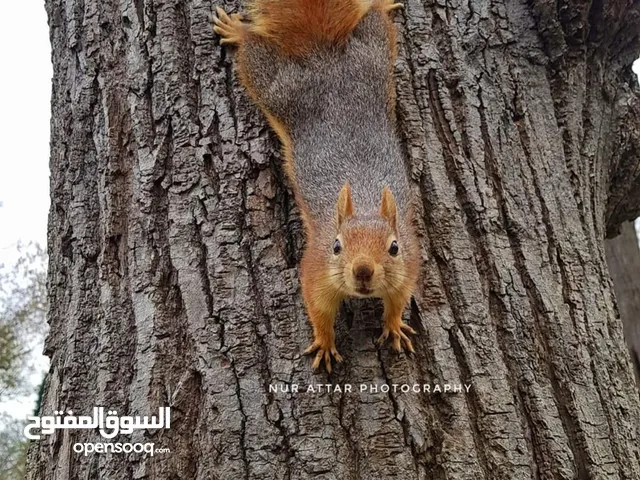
[304,341,343,373]
[377,322,416,353]
[213,7,247,45]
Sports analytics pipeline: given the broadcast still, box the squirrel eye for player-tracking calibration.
[333,239,342,255]
[388,240,399,256]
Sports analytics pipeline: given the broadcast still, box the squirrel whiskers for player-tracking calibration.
[215,0,419,372]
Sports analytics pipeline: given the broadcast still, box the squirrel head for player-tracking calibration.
[327,183,414,299]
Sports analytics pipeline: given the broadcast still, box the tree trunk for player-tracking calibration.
[605,221,640,384]
[28,0,640,479]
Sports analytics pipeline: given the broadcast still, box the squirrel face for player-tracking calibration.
[326,184,410,299]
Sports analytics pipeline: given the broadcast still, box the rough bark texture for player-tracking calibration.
[28,0,640,479]
[605,221,640,384]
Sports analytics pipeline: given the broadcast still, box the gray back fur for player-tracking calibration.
[241,11,409,224]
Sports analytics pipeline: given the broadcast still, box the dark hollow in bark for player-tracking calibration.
[28,0,640,478]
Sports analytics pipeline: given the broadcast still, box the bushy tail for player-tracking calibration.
[249,0,369,56]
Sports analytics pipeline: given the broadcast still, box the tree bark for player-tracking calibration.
[605,221,640,384]
[28,0,640,479]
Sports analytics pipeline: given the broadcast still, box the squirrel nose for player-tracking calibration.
[353,264,373,283]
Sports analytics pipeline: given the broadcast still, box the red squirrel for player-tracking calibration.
[215,0,419,372]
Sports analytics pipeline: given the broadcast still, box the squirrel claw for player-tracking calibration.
[378,323,416,353]
[304,342,343,372]
[374,0,404,11]
[213,8,246,45]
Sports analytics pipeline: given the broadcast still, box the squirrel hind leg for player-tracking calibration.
[213,7,247,45]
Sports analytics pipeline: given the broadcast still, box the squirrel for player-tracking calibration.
[214,0,420,372]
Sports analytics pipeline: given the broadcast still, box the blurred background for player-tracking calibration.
[0,2,638,479]
[0,2,51,477]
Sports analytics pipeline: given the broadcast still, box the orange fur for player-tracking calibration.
[249,0,370,57]
[378,290,416,352]
[300,241,345,372]
[336,184,355,227]
[380,186,398,230]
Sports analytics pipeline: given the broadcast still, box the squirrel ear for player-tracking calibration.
[336,183,354,228]
[380,187,397,230]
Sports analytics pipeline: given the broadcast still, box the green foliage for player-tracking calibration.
[0,325,22,395]
[0,244,48,479]
[0,243,47,401]
[0,414,28,480]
